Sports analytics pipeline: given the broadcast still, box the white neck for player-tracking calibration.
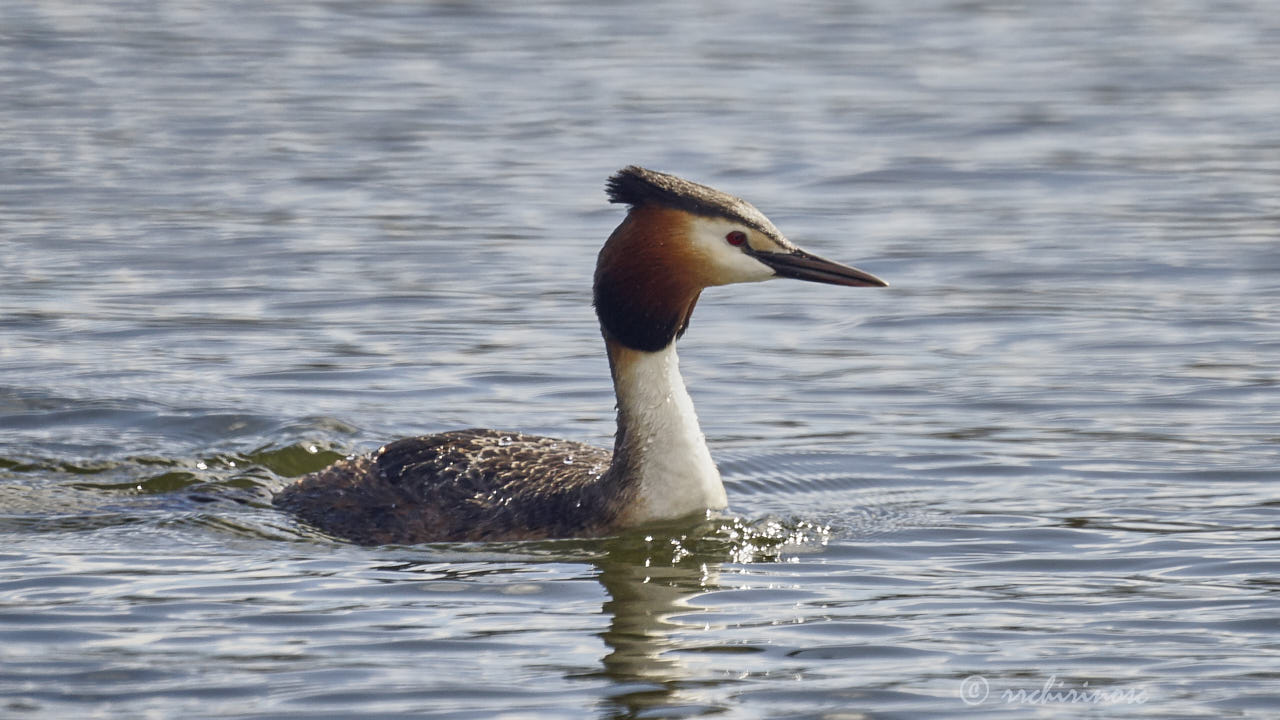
[608,342,727,525]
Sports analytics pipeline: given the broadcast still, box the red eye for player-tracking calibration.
[725,231,747,246]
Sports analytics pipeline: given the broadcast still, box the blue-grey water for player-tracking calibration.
[2,1,1278,718]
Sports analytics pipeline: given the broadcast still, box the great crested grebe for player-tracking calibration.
[274,166,887,544]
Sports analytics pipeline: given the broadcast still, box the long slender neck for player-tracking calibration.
[592,205,727,525]
[603,338,726,525]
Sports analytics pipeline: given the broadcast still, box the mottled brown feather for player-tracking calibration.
[274,430,628,544]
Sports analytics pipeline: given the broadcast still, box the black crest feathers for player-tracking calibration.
[604,166,784,239]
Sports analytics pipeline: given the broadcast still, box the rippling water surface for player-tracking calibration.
[3,1,1278,718]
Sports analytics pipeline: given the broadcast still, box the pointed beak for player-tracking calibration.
[748,247,888,288]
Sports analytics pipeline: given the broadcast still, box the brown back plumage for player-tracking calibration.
[275,430,626,544]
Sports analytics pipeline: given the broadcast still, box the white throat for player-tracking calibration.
[610,343,727,524]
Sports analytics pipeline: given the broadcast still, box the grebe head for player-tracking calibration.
[595,166,887,352]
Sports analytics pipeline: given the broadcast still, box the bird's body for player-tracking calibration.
[274,167,886,544]
[275,430,621,544]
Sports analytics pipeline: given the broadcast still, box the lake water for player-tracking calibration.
[2,1,1278,717]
